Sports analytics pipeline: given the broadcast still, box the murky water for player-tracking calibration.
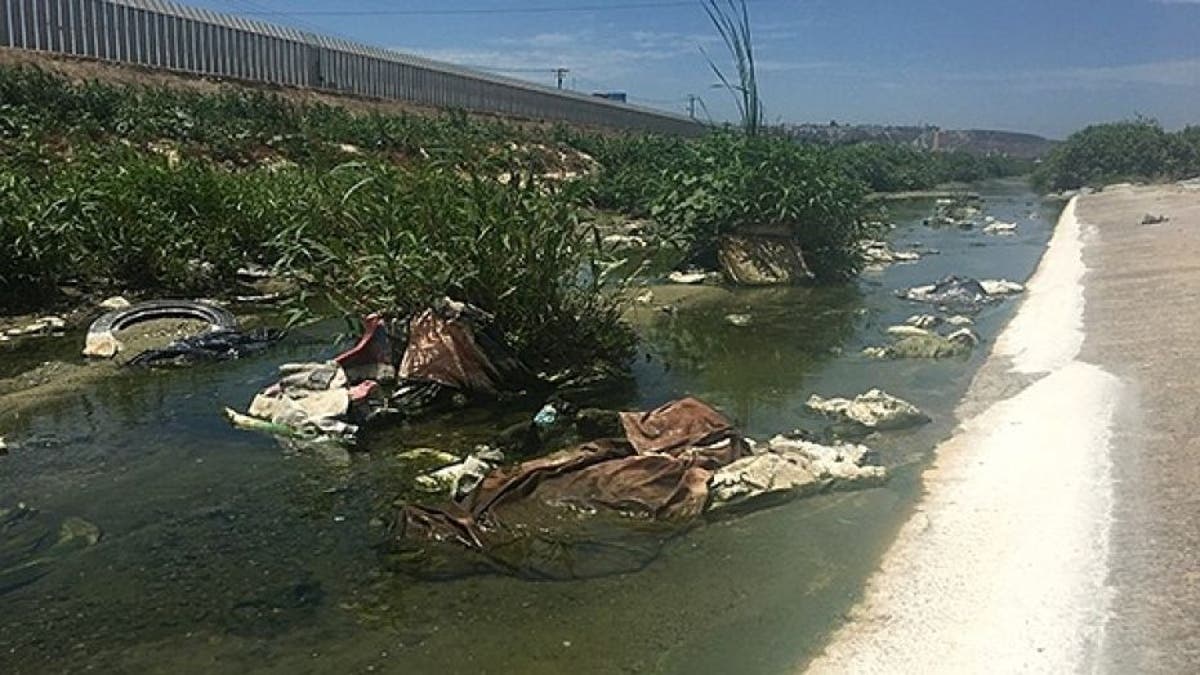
[0,180,1061,674]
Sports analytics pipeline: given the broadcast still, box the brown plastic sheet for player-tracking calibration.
[397,301,532,397]
[399,308,506,394]
[391,398,750,579]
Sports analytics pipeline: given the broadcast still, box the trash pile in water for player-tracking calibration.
[899,275,1024,313]
[227,297,533,447]
[925,195,984,228]
[854,276,1026,359]
[388,397,888,580]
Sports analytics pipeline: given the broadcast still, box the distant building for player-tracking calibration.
[592,92,628,103]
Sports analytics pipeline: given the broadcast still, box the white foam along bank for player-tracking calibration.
[805,197,1120,674]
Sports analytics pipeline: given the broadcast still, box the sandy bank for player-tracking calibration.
[804,197,1122,673]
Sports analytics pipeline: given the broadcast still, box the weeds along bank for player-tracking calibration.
[0,65,1022,371]
[568,132,870,279]
[1034,119,1200,190]
[830,143,1032,193]
[565,132,1028,278]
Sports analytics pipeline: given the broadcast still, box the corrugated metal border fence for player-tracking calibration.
[0,0,702,135]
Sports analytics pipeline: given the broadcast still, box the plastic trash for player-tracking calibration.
[533,403,558,428]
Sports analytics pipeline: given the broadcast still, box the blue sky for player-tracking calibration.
[197,1,1200,138]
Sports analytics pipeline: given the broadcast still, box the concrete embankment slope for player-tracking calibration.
[1076,184,1200,673]
[805,196,1125,673]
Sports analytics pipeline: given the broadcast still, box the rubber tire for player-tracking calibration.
[83,300,238,358]
[87,299,237,336]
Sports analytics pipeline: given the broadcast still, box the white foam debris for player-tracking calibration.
[995,198,1085,373]
[807,197,1118,673]
[808,362,1119,673]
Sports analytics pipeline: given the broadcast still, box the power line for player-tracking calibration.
[234,1,782,17]
[219,0,348,38]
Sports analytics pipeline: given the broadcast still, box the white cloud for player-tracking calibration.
[756,59,837,73]
[399,28,720,88]
[1064,59,1200,87]
[494,32,581,48]
[406,43,672,82]
[630,29,718,51]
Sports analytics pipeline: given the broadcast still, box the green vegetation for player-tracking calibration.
[1033,119,1200,190]
[0,66,629,369]
[831,143,1033,193]
[272,164,633,367]
[568,133,1029,277]
[571,132,869,278]
[0,65,1026,369]
[702,0,763,136]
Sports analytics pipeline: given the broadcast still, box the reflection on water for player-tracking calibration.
[638,284,862,427]
[0,180,1060,674]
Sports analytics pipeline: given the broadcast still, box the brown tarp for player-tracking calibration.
[397,302,532,396]
[619,396,737,455]
[399,308,507,395]
[392,398,750,579]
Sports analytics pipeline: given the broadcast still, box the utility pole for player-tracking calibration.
[687,94,699,120]
[554,68,569,89]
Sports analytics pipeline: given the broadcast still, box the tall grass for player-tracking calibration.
[702,0,763,136]
[271,163,634,368]
[0,140,632,368]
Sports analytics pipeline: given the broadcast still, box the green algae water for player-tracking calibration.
[0,180,1061,674]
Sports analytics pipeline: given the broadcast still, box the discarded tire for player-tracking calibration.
[82,300,238,358]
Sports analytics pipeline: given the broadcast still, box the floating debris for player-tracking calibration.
[98,296,132,310]
[861,240,922,266]
[904,314,942,330]
[4,316,67,338]
[979,279,1025,296]
[667,270,709,285]
[864,329,980,359]
[887,325,934,338]
[806,389,930,431]
[983,221,1018,235]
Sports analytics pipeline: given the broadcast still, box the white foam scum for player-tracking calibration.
[806,197,1119,674]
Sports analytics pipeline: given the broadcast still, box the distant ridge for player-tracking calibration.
[782,124,1057,160]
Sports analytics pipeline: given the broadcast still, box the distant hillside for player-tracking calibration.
[932,129,1057,160]
[783,124,1058,160]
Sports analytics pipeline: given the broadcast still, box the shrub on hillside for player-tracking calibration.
[1033,119,1200,190]
[830,143,1031,192]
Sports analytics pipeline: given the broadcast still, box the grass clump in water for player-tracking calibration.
[272,162,635,369]
[566,131,870,279]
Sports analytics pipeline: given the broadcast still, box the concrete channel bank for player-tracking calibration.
[804,183,1200,673]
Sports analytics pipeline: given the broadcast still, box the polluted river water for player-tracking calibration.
[0,179,1061,674]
